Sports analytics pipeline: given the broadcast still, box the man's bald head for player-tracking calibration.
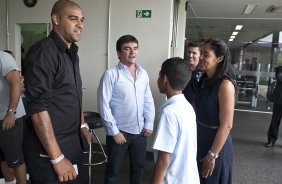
[50,0,84,47]
[51,0,80,16]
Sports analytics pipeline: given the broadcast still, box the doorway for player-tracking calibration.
[19,23,50,75]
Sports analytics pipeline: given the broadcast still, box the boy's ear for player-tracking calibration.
[163,74,168,83]
[163,74,171,88]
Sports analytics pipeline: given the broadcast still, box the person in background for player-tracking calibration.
[247,56,258,84]
[98,34,155,184]
[193,38,236,184]
[4,50,24,89]
[23,0,91,183]
[182,41,203,105]
[265,66,282,147]
[250,57,258,71]
[0,50,27,184]
[2,50,17,184]
[242,58,250,71]
[151,57,199,184]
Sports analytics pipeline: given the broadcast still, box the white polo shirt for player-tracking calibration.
[153,94,199,184]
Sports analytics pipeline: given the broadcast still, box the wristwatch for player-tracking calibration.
[81,122,89,130]
[208,150,219,159]
[7,109,16,116]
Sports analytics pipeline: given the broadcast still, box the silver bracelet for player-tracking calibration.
[50,154,64,165]
[208,150,219,159]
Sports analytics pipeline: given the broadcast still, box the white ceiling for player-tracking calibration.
[185,0,282,49]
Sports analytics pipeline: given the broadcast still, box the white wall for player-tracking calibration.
[0,0,186,151]
[0,0,6,49]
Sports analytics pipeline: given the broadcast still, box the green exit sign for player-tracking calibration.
[136,10,152,18]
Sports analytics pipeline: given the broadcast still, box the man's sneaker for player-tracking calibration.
[265,141,274,147]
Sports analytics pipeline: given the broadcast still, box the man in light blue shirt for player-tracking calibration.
[98,34,155,184]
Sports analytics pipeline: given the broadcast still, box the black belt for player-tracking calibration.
[197,120,219,129]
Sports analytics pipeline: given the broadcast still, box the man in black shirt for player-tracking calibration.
[23,0,92,183]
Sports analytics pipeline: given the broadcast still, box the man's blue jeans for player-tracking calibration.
[105,131,147,184]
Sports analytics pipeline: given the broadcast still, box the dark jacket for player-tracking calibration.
[271,66,282,105]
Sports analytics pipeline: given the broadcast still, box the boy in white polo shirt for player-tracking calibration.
[151,57,199,184]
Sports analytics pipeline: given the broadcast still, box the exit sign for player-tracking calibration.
[136,10,152,18]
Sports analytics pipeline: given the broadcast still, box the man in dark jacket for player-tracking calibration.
[182,41,203,105]
[265,66,282,147]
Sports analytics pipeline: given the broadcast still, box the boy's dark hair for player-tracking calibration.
[116,35,138,52]
[160,57,191,90]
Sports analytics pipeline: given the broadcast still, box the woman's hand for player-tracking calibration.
[201,154,215,178]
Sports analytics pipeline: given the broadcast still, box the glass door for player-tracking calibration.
[235,32,282,112]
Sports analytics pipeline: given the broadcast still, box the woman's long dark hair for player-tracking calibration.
[203,38,236,81]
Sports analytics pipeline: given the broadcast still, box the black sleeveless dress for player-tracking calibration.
[194,75,234,184]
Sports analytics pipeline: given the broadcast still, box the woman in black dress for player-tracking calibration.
[194,38,236,184]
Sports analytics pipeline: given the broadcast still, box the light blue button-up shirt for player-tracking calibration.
[97,62,155,136]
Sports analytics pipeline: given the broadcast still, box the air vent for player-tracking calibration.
[266,5,282,13]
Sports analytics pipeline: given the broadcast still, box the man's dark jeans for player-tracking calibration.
[105,131,147,184]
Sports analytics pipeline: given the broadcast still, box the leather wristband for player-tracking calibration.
[81,122,89,130]
[208,150,219,159]
[50,154,64,165]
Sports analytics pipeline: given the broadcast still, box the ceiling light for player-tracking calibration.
[232,32,238,36]
[235,25,243,30]
[243,4,257,15]
[229,39,234,42]
[230,35,236,39]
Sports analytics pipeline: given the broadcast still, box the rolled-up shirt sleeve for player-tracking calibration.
[24,47,55,115]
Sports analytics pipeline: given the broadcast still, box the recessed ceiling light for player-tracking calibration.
[235,25,243,30]
[243,4,257,15]
[232,32,238,36]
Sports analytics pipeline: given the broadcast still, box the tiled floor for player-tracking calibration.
[232,110,282,184]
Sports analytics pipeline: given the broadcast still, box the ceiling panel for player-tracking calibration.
[185,0,282,49]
